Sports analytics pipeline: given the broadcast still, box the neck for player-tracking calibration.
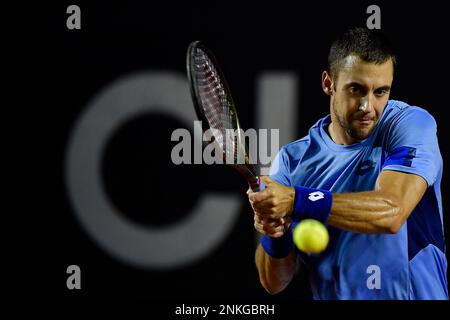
[328,121,357,145]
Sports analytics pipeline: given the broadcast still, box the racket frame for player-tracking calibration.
[186,41,260,191]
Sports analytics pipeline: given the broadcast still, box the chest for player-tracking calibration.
[291,146,384,192]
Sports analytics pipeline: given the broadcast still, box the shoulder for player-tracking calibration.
[383,100,436,126]
[282,136,310,157]
[376,100,439,152]
[270,135,311,184]
[279,115,329,162]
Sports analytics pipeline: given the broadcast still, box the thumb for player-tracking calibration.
[260,176,274,186]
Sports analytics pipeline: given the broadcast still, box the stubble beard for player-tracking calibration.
[333,102,377,142]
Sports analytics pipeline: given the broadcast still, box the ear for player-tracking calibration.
[322,71,334,96]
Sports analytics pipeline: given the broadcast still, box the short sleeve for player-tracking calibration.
[269,146,292,186]
[382,107,442,186]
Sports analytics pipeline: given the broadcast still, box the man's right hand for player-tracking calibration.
[248,187,291,238]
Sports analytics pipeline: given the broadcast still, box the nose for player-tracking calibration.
[359,95,374,112]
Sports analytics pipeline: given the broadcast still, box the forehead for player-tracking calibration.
[336,55,394,86]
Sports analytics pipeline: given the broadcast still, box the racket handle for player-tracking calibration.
[250,177,264,192]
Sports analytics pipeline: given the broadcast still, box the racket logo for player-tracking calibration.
[308,191,324,202]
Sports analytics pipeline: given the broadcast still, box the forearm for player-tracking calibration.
[250,172,425,236]
[326,191,402,234]
[255,244,297,294]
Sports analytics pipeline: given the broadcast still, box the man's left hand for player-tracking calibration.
[248,176,295,220]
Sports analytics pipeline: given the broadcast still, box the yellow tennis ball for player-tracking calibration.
[293,219,329,253]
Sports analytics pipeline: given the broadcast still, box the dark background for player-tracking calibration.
[5,0,449,312]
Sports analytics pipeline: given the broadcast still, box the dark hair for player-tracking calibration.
[328,27,396,80]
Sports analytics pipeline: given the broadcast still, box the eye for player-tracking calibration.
[374,89,389,97]
[349,86,360,94]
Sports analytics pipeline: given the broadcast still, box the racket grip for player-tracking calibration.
[250,177,265,192]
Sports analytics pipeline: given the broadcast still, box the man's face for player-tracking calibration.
[329,55,394,143]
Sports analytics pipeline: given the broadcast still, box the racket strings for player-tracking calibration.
[193,48,237,159]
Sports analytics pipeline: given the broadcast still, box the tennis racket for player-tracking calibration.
[186,41,260,191]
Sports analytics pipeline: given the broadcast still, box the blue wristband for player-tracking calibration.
[260,224,294,259]
[292,186,333,224]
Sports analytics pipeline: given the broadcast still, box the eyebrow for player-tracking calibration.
[345,82,391,91]
[374,85,391,92]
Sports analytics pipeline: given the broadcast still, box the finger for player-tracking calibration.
[253,208,283,219]
[266,224,287,238]
[254,222,281,237]
[254,221,269,235]
[254,215,282,228]
[256,214,283,225]
[251,197,278,211]
[260,176,274,186]
[248,188,272,203]
[254,218,274,231]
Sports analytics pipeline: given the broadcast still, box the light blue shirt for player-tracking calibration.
[270,100,448,300]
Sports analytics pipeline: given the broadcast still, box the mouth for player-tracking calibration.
[354,116,374,126]
[357,118,372,124]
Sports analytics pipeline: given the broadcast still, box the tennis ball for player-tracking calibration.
[293,219,329,254]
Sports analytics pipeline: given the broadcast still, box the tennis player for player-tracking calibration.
[248,27,448,299]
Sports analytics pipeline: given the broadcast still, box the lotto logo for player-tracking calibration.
[308,191,324,202]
